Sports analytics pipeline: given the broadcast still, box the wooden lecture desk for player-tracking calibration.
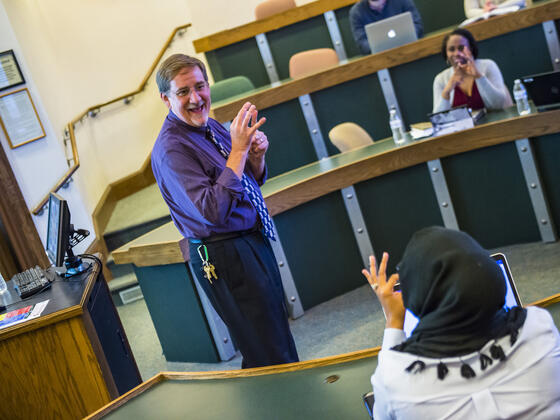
[196,0,467,89]
[0,257,142,419]
[88,295,560,419]
[201,0,560,190]
[113,108,560,363]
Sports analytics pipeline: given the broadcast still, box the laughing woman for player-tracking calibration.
[432,28,512,113]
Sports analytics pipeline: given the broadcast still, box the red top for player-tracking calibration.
[452,81,485,110]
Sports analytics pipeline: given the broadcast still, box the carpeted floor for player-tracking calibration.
[116,240,560,381]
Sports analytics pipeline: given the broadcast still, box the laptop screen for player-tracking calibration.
[365,12,417,54]
[401,253,521,338]
[522,70,560,110]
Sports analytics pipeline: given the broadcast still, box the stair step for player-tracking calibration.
[108,272,138,292]
[104,215,171,253]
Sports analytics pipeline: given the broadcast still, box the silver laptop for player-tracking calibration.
[365,12,417,54]
[396,252,522,338]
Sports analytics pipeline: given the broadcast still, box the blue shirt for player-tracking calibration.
[349,0,424,55]
[151,111,267,239]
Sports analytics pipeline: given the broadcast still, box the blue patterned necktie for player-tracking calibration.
[206,127,276,240]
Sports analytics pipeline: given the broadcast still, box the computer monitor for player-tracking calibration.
[46,192,71,267]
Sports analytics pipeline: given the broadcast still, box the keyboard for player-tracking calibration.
[12,266,51,299]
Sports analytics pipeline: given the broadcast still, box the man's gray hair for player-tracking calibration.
[156,54,208,94]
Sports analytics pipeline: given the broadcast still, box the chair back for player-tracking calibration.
[288,48,339,79]
[210,76,255,103]
[255,0,296,20]
[328,122,374,153]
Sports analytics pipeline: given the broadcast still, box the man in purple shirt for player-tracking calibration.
[152,54,298,368]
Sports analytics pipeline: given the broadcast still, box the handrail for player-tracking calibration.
[31,23,192,215]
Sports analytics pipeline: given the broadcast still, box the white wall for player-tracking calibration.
[0,1,93,254]
[0,0,196,252]
[0,0,320,252]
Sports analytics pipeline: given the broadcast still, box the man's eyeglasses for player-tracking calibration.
[171,81,208,98]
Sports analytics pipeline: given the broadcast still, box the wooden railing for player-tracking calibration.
[31,23,192,216]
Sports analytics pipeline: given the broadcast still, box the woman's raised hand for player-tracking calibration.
[362,253,405,329]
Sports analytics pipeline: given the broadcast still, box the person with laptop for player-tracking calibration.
[464,0,530,19]
[433,28,512,113]
[349,0,423,55]
[361,226,560,419]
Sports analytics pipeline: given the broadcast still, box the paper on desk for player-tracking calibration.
[0,300,49,330]
[410,122,433,139]
[28,300,49,320]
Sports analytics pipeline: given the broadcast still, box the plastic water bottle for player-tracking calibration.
[389,106,405,145]
[0,272,7,294]
[513,79,531,116]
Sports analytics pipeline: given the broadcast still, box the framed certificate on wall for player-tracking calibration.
[0,88,46,148]
[0,50,25,92]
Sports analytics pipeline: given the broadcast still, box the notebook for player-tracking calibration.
[398,252,522,338]
[365,12,417,54]
[522,70,560,112]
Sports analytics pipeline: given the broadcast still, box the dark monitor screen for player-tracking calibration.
[46,192,71,267]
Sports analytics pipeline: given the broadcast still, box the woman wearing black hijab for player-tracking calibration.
[363,227,560,419]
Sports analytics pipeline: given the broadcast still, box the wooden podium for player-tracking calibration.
[0,257,141,419]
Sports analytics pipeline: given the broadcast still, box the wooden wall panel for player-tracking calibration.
[0,143,49,271]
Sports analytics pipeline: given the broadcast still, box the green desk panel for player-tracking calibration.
[354,163,443,274]
[479,24,552,90]
[390,54,446,127]
[104,356,377,420]
[416,0,465,34]
[267,15,335,81]
[311,73,391,156]
[532,132,560,233]
[134,263,219,363]
[260,99,319,178]
[334,5,363,59]
[441,142,540,249]
[206,38,270,88]
[273,191,365,310]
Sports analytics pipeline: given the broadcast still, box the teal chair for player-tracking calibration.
[210,76,255,103]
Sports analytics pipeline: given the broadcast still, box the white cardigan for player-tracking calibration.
[432,59,513,113]
[464,0,530,19]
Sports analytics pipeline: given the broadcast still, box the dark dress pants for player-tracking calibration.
[189,230,299,368]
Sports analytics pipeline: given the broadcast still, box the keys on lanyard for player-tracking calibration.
[197,244,218,284]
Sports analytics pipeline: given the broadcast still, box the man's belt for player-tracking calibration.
[189,226,260,245]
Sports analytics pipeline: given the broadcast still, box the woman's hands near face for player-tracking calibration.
[455,55,482,79]
[443,52,481,100]
[451,47,481,79]
[362,253,405,329]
